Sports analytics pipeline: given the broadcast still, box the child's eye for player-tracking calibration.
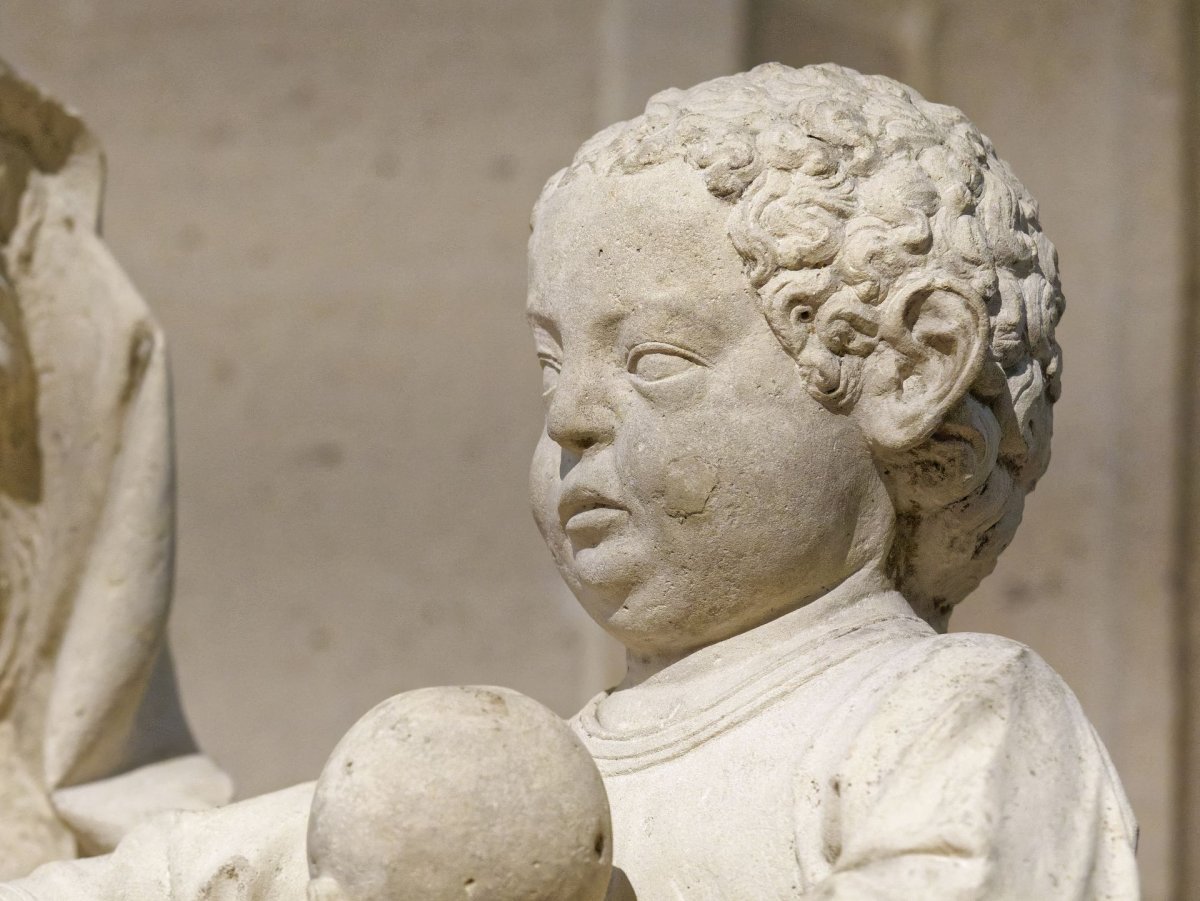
[537,354,560,396]
[627,343,708,382]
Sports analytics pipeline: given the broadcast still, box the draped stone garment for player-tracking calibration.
[0,574,1140,899]
[575,576,1140,900]
[0,64,231,879]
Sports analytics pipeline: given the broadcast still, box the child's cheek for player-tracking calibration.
[661,454,720,520]
[528,431,567,549]
[619,419,723,529]
[620,372,721,522]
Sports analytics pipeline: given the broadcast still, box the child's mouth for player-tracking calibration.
[565,505,626,535]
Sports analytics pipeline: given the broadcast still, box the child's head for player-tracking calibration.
[528,63,1060,651]
[306,686,612,901]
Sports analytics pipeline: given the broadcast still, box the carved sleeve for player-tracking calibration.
[805,635,1139,900]
[0,782,314,900]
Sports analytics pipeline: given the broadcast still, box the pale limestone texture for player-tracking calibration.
[307,687,611,901]
[528,64,1138,898]
[1,8,1186,895]
[573,576,1135,898]
[0,64,230,879]
[3,688,611,901]
[2,62,1141,900]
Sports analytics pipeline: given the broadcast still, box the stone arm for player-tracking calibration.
[0,782,314,901]
[799,636,1140,900]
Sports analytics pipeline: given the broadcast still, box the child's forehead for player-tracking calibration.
[533,162,723,246]
[528,165,748,316]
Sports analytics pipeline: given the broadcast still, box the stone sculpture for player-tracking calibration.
[528,63,1137,898]
[0,64,230,880]
[0,687,612,901]
[1,62,1139,899]
[307,687,612,901]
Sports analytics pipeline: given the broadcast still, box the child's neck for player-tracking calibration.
[596,562,896,734]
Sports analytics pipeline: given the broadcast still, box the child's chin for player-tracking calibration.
[568,536,642,587]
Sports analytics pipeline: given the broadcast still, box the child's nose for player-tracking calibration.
[546,365,616,454]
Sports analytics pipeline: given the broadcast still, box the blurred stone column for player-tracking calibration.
[1178,0,1200,896]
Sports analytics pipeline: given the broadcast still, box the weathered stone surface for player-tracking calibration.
[3,688,612,901]
[528,64,1137,897]
[12,61,1136,901]
[0,3,1174,893]
[0,63,230,879]
[309,687,611,901]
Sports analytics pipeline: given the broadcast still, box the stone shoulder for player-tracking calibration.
[833,627,1106,798]
[878,629,1079,713]
[846,627,1137,841]
[809,629,1142,895]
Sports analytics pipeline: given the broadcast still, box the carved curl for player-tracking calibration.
[537,63,1064,627]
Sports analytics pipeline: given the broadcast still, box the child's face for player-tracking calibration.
[528,162,890,658]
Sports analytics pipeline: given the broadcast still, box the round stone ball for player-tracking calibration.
[306,685,612,901]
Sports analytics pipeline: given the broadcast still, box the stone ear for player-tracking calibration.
[854,278,989,452]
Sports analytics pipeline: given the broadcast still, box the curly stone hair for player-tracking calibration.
[534,63,1063,629]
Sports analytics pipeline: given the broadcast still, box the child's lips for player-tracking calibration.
[558,485,627,533]
[564,505,627,536]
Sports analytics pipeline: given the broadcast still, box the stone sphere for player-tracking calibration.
[307,686,612,901]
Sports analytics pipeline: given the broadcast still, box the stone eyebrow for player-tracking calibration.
[618,294,731,343]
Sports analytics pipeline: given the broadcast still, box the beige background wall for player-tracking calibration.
[2,1,1193,898]
[1178,0,1199,892]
